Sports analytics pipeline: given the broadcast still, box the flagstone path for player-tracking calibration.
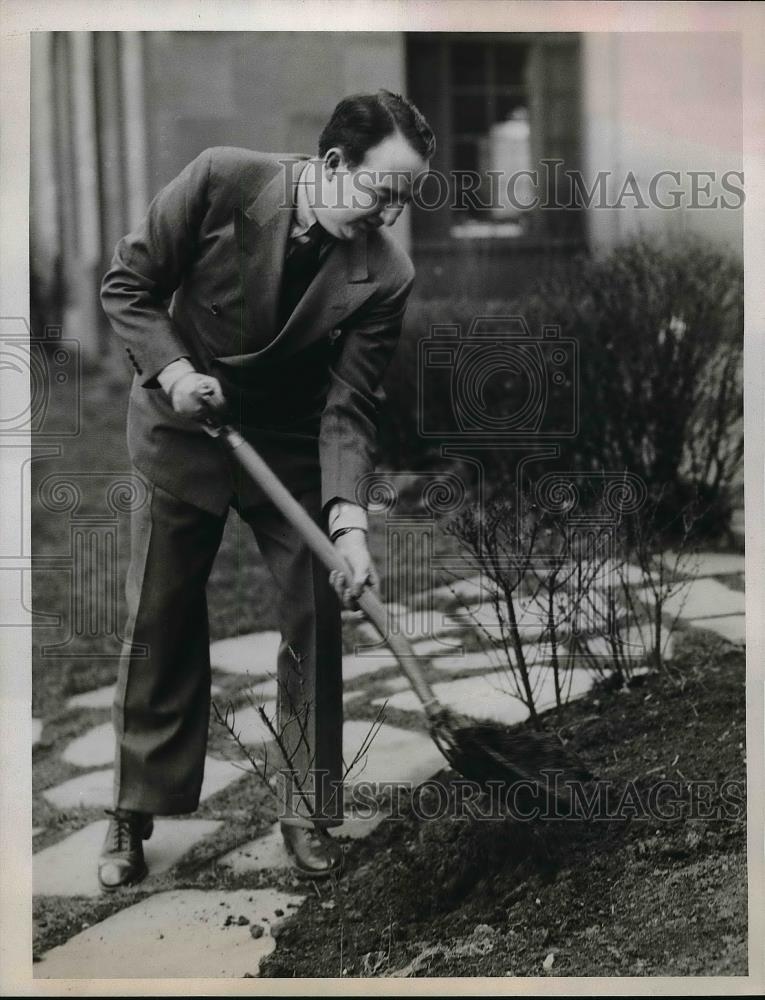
[32,548,745,978]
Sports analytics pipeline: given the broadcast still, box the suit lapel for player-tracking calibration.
[224,160,377,368]
[262,230,375,363]
[233,159,301,352]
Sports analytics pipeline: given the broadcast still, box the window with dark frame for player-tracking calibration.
[407,32,584,248]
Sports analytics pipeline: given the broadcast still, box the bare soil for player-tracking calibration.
[261,628,747,978]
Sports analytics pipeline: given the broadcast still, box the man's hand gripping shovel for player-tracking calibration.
[196,390,594,799]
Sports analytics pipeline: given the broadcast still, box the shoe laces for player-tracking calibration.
[105,809,139,852]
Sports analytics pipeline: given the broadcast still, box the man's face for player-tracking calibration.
[314,131,429,241]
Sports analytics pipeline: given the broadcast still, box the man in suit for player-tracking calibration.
[98,90,434,887]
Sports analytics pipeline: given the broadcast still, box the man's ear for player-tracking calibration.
[323,147,344,178]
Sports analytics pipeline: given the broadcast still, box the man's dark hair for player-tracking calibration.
[318,89,436,167]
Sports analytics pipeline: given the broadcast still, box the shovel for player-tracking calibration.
[201,402,592,800]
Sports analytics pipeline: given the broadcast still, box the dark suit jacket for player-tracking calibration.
[100,146,415,515]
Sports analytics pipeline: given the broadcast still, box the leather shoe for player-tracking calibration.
[281,823,344,879]
[98,808,154,892]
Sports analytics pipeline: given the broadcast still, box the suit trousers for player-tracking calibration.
[112,477,344,828]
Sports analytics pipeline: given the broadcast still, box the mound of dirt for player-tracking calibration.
[261,630,747,978]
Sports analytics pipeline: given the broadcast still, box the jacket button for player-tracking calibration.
[210,302,221,316]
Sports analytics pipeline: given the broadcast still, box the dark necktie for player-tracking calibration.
[278,221,331,329]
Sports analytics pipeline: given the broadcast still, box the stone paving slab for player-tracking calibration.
[35,887,302,978]
[342,649,400,680]
[214,717,448,795]
[221,702,278,746]
[199,756,249,800]
[210,630,281,675]
[691,615,746,644]
[248,677,278,700]
[349,634,468,664]
[369,677,511,725]
[386,606,459,639]
[62,723,251,782]
[217,823,291,874]
[373,667,595,728]
[428,643,559,675]
[428,649,504,674]
[344,676,410,706]
[415,574,493,609]
[594,561,662,587]
[67,685,117,710]
[43,769,115,810]
[531,665,598,711]
[447,602,548,643]
[411,635,466,657]
[62,722,114,768]
[648,577,745,620]
[423,566,659,604]
[213,677,279,705]
[67,683,222,712]
[43,756,246,811]
[34,819,221,897]
[451,589,593,633]
[218,800,397,875]
[576,625,675,661]
[349,608,458,650]
[210,631,424,685]
[371,677,412,696]
[342,719,447,787]
[662,551,746,578]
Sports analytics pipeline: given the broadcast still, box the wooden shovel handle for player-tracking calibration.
[211,419,441,716]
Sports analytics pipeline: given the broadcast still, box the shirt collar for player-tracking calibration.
[292,160,318,238]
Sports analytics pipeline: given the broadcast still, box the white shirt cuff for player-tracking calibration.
[157,357,195,394]
[328,501,368,536]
